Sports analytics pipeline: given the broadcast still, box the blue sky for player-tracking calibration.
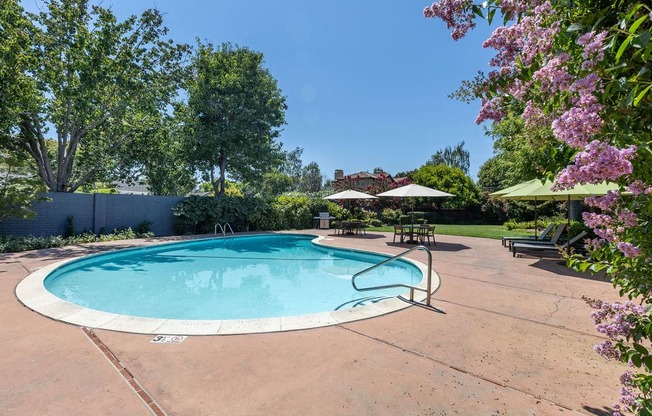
[23,0,498,181]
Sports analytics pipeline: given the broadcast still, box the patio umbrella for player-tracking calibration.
[377,184,454,223]
[491,179,550,238]
[323,190,378,200]
[488,179,541,197]
[498,179,619,241]
[323,189,377,215]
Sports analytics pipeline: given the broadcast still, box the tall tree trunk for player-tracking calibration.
[217,151,227,198]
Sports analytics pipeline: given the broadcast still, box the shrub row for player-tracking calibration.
[0,228,155,253]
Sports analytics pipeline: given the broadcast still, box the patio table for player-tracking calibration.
[401,224,426,244]
[341,221,362,235]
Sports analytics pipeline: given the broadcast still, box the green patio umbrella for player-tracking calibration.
[497,179,619,241]
[488,179,541,197]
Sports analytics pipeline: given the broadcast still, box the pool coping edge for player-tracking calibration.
[15,233,441,336]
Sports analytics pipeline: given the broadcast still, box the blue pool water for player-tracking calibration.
[44,234,422,320]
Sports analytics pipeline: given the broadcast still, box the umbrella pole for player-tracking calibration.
[567,195,571,244]
[411,198,415,224]
[534,198,538,239]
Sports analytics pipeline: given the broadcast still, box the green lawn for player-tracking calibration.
[366,224,534,240]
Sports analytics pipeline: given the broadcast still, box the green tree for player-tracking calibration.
[0,0,190,192]
[280,147,304,189]
[135,107,196,196]
[487,114,571,186]
[298,162,323,193]
[427,141,470,174]
[476,156,506,192]
[412,164,480,210]
[186,42,287,197]
[0,151,48,222]
[257,170,294,198]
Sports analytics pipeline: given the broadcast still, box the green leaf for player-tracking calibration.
[634,85,652,107]
[633,31,651,49]
[644,355,652,371]
[634,343,649,355]
[488,8,496,25]
[643,42,652,61]
[627,85,638,106]
[629,14,649,35]
[625,3,644,20]
[616,35,634,63]
[631,352,642,367]
[567,23,583,32]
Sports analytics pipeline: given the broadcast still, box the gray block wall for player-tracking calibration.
[0,193,185,237]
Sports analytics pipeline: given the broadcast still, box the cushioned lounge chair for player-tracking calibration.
[511,231,588,257]
[502,223,556,247]
[508,224,566,251]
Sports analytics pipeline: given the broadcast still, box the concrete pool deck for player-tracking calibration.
[1,230,625,415]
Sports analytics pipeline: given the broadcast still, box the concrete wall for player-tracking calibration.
[0,193,185,237]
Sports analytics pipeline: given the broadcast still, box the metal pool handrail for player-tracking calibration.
[214,223,235,236]
[351,245,433,306]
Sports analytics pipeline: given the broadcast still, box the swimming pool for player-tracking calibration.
[16,234,438,335]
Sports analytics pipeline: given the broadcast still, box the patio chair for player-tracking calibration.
[392,224,405,243]
[508,223,566,251]
[417,225,436,246]
[332,221,344,235]
[501,223,556,247]
[511,231,588,257]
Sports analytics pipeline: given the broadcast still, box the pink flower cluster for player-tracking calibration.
[551,98,604,148]
[589,300,648,360]
[423,0,475,40]
[550,73,604,148]
[577,31,608,69]
[617,242,643,258]
[476,96,505,124]
[583,194,643,257]
[555,142,636,189]
[583,212,613,229]
[533,53,572,94]
[612,372,638,415]
[522,100,553,127]
[482,2,559,71]
[627,180,652,196]
[585,190,621,211]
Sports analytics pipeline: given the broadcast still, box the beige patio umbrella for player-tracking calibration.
[323,190,378,200]
[377,184,454,224]
[323,189,377,215]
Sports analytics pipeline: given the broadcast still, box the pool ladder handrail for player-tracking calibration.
[351,245,433,307]
[214,223,235,236]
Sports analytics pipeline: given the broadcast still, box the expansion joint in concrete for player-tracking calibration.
[81,327,167,416]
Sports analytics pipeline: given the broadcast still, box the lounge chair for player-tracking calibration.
[502,223,556,247]
[508,223,566,251]
[511,231,588,257]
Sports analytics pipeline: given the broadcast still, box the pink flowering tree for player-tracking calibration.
[424,0,652,413]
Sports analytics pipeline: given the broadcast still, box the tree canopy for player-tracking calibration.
[0,0,190,192]
[0,151,48,222]
[427,140,470,174]
[412,164,480,210]
[186,42,287,197]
